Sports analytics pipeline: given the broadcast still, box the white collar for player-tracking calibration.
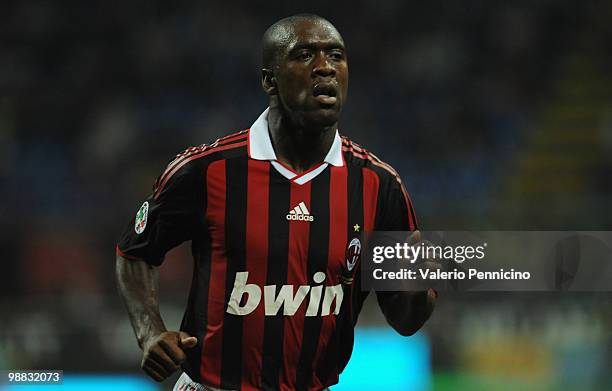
[248,108,344,167]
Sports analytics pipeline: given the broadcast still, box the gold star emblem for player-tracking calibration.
[353,224,360,232]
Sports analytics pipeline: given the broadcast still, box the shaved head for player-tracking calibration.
[260,13,348,129]
[262,14,343,69]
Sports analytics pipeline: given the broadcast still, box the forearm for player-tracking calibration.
[377,289,436,336]
[116,255,167,349]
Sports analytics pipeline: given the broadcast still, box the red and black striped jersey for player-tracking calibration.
[117,109,418,391]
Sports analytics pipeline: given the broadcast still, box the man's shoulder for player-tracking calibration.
[341,135,417,229]
[340,135,402,183]
[169,129,249,167]
[152,129,249,196]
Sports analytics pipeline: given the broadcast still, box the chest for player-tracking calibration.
[204,161,369,285]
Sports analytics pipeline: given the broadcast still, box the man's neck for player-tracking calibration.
[267,106,337,174]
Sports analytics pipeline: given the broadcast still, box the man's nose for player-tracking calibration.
[312,53,335,77]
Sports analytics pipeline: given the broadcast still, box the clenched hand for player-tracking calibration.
[141,331,197,382]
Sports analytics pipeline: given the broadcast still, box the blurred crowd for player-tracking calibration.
[1,0,611,388]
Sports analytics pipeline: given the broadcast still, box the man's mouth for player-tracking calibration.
[313,83,338,105]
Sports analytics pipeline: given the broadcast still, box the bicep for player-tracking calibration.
[115,255,159,298]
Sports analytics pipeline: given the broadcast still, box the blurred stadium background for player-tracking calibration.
[1,0,612,390]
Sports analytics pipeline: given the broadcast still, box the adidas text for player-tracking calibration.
[286,201,314,222]
[286,214,314,221]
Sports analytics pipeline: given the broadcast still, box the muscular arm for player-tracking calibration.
[376,289,437,336]
[115,155,201,381]
[115,255,167,348]
[116,255,196,381]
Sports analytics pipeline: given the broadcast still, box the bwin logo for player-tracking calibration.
[286,202,314,222]
[226,271,343,316]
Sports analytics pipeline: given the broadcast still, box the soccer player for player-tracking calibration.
[116,14,436,391]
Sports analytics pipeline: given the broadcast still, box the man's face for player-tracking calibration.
[273,20,348,128]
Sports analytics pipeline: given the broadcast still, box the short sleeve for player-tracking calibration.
[116,160,204,265]
[375,175,418,231]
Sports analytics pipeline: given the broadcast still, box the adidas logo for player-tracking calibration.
[286,202,314,222]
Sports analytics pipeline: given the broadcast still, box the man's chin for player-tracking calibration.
[305,107,341,128]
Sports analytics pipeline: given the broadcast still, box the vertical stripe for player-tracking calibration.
[329,166,348,282]
[296,170,330,391]
[334,162,365,376]
[347,163,364,240]
[362,168,380,232]
[241,160,270,391]
[181,164,212,383]
[182,225,212,382]
[313,165,349,384]
[220,156,249,389]
[280,181,312,389]
[201,160,227,387]
[261,168,291,390]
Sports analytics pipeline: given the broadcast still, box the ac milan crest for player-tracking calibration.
[341,237,361,285]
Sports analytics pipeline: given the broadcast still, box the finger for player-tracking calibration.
[159,338,187,366]
[148,346,180,373]
[143,357,170,378]
[422,260,442,270]
[428,288,439,300]
[417,239,444,264]
[178,332,198,349]
[142,363,166,382]
[407,230,421,245]
[180,336,198,349]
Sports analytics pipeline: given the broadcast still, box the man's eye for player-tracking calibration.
[297,52,312,61]
[329,51,345,61]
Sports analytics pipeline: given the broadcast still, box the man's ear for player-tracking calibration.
[261,68,277,95]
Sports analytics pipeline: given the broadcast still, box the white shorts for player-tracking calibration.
[173,372,231,391]
[173,372,331,391]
